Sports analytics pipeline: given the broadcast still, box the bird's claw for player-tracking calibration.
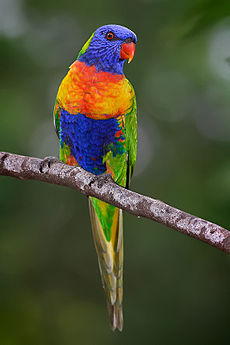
[39,156,61,173]
[89,173,113,188]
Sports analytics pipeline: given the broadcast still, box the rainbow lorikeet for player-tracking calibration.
[53,24,137,331]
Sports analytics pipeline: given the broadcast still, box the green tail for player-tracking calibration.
[88,197,123,331]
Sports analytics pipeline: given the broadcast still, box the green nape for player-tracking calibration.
[91,197,117,241]
[77,32,95,59]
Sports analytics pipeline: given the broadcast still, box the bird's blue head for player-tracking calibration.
[77,24,137,75]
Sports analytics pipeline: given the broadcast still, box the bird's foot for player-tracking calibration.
[39,156,62,173]
[89,173,113,188]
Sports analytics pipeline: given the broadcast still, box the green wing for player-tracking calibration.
[125,82,137,188]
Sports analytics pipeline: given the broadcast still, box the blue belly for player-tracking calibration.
[60,109,124,174]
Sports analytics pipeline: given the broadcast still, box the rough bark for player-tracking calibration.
[0,151,229,254]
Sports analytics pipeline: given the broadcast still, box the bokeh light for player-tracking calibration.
[0,1,229,344]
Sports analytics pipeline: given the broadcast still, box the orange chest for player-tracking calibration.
[57,61,134,119]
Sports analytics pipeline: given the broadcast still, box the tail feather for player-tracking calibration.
[88,198,123,331]
[108,302,123,331]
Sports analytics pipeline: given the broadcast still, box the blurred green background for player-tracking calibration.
[0,0,230,344]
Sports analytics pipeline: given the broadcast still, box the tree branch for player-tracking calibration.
[0,151,229,254]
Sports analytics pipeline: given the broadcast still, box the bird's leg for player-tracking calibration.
[89,173,113,188]
[39,156,63,173]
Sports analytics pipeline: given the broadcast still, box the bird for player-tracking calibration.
[53,24,137,331]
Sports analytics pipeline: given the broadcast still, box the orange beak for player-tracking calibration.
[120,42,135,63]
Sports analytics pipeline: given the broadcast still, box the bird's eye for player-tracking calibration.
[106,32,114,40]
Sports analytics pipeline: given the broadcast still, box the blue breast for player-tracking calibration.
[60,109,124,174]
